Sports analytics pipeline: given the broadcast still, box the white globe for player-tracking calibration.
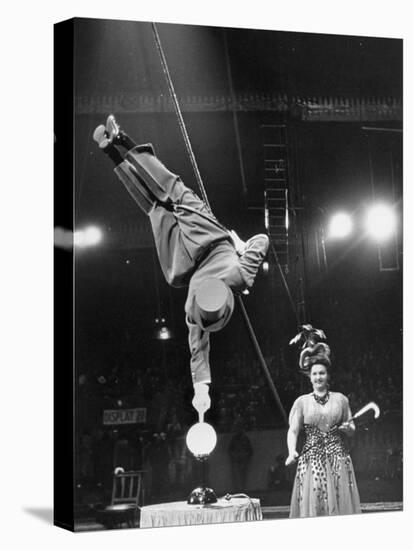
[186,422,217,457]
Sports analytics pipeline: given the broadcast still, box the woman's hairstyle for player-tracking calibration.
[289,324,331,377]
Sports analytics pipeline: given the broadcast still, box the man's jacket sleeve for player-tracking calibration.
[186,315,211,385]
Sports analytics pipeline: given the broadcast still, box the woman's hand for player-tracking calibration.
[338,421,355,436]
[285,451,299,466]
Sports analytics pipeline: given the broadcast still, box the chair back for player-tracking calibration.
[111,470,144,508]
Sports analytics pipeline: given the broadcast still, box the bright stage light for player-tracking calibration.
[154,317,173,340]
[74,226,103,247]
[328,212,353,239]
[73,230,84,247]
[365,204,397,241]
[186,422,217,458]
[85,226,102,245]
[158,326,172,340]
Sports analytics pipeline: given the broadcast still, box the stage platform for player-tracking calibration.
[261,501,403,519]
[74,501,402,531]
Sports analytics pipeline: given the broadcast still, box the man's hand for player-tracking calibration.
[229,230,246,256]
[192,382,211,422]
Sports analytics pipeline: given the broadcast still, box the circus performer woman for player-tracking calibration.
[285,325,361,517]
[93,115,269,417]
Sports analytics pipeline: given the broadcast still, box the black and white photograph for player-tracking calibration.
[53,16,403,532]
[3,2,410,548]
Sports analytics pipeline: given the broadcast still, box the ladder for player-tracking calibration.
[262,124,290,270]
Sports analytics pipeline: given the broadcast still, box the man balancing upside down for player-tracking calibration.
[93,115,269,418]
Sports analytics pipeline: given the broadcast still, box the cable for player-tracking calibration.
[151,22,211,212]
[223,29,248,196]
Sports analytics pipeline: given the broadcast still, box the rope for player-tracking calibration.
[223,29,247,196]
[151,22,211,212]
[150,22,288,426]
[237,297,288,425]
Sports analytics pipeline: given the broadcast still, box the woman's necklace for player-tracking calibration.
[313,391,330,405]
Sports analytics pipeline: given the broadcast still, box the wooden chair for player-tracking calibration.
[96,470,144,529]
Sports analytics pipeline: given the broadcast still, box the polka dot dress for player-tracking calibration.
[288,392,361,518]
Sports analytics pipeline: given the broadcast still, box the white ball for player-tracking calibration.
[186,422,217,457]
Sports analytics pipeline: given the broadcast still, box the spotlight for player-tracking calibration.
[262,261,269,274]
[365,204,397,241]
[158,326,171,340]
[84,226,102,245]
[74,231,84,247]
[154,317,173,340]
[74,225,103,247]
[328,212,353,239]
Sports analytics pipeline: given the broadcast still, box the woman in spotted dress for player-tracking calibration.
[285,327,361,518]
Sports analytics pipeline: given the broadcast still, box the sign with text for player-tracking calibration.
[103,407,147,425]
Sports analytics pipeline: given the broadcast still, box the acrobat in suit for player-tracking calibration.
[94,115,269,416]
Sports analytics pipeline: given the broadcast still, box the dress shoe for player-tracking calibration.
[93,124,110,149]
